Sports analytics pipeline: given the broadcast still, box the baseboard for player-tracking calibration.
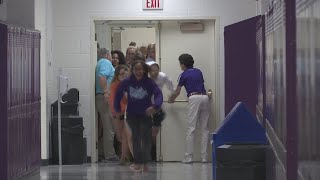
[41,159,49,166]
[43,157,91,165]
[87,156,91,163]
[16,167,40,179]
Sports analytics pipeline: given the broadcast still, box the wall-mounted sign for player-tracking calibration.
[143,0,163,10]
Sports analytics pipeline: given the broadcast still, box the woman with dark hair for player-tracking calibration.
[111,50,125,67]
[114,60,163,171]
[109,65,131,163]
[129,41,136,47]
[139,46,148,59]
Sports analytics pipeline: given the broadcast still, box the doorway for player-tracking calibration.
[111,26,156,53]
[90,17,220,163]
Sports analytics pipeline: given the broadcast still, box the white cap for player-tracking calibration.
[146,60,158,66]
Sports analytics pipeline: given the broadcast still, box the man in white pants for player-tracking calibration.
[168,53,210,163]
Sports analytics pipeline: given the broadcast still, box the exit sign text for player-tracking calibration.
[143,0,163,10]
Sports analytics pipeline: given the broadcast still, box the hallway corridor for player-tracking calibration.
[20,163,212,180]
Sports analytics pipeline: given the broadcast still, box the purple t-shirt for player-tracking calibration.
[114,75,163,116]
[178,68,206,96]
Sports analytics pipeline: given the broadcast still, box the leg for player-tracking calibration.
[198,96,210,161]
[184,96,201,161]
[120,121,129,161]
[152,126,160,137]
[133,124,143,165]
[141,117,153,164]
[96,95,116,159]
[112,117,122,158]
[97,114,105,160]
[127,117,142,164]
[128,117,144,171]
[124,119,134,157]
[138,116,152,170]
[120,130,128,160]
[113,116,122,142]
[151,126,160,161]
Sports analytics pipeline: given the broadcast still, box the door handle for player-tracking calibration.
[163,100,188,103]
[207,89,213,99]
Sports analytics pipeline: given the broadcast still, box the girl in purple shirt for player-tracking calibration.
[114,60,163,171]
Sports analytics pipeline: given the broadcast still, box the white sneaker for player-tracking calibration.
[182,157,193,163]
[201,158,208,163]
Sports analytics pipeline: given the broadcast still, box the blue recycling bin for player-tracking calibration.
[211,102,267,180]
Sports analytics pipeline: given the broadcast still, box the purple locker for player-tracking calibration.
[296,0,320,179]
[0,22,41,180]
[264,1,288,180]
[0,21,9,180]
[260,0,298,180]
[224,16,260,116]
[256,15,266,125]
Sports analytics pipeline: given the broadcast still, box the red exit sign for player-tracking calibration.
[143,0,163,10]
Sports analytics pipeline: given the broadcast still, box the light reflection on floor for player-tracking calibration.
[20,162,212,180]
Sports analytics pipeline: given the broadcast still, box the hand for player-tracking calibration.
[116,133,122,142]
[104,93,109,102]
[146,106,156,116]
[115,112,121,119]
[152,126,160,137]
[168,97,175,103]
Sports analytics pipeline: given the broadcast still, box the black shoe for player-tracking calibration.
[103,156,120,162]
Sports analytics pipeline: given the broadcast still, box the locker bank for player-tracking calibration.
[0,0,319,180]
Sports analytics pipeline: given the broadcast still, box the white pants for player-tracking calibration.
[185,95,210,160]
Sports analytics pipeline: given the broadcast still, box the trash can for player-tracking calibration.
[50,115,86,165]
[51,88,80,116]
[216,145,266,180]
[211,102,268,180]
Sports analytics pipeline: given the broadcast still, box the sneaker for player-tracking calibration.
[129,164,143,172]
[182,158,193,163]
[104,156,120,162]
[201,158,208,163]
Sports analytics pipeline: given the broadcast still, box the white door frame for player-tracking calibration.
[89,16,222,163]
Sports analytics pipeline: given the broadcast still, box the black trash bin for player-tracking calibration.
[51,88,80,116]
[216,145,266,180]
[51,115,86,165]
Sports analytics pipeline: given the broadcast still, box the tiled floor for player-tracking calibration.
[299,161,320,180]
[20,162,212,180]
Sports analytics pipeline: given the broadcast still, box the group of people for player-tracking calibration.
[95,43,210,172]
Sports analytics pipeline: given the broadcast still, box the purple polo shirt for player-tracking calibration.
[178,68,206,96]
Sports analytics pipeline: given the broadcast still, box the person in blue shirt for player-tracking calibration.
[169,53,210,163]
[95,48,118,162]
[114,60,163,171]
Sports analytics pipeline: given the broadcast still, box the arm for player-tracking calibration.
[146,81,163,116]
[164,74,175,93]
[98,61,114,95]
[99,76,109,95]
[153,82,163,109]
[109,82,117,115]
[114,81,126,114]
[168,73,184,103]
[168,86,182,103]
[109,82,122,142]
